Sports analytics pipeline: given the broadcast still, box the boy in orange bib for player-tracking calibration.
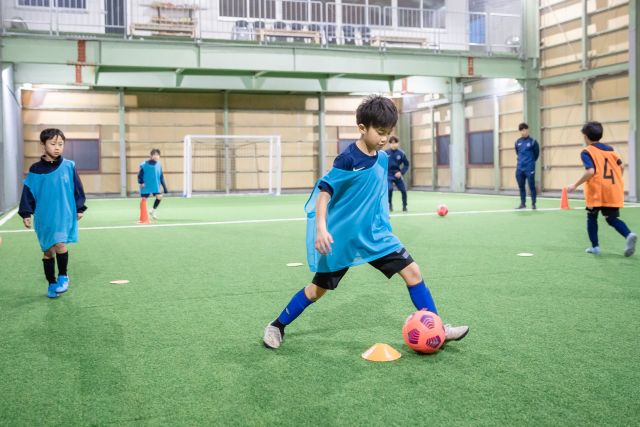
[568,122,636,256]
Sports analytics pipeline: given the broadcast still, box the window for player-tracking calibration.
[64,139,100,172]
[436,135,450,166]
[469,14,486,44]
[468,131,493,165]
[18,0,86,8]
[397,0,445,28]
[220,0,275,19]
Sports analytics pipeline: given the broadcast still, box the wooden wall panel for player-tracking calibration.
[467,168,493,189]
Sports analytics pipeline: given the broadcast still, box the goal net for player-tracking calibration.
[182,134,281,197]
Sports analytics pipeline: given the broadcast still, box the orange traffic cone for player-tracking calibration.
[560,187,570,210]
[361,343,402,362]
[138,198,150,224]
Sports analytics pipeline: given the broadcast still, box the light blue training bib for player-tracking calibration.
[24,159,78,252]
[140,161,162,195]
[305,151,402,272]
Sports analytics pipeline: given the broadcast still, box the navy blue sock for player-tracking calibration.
[407,281,438,314]
[606,217,631,238]
[276,288,314,326]
[587,213,599,247]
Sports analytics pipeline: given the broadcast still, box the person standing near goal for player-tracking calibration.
[138,148,168,220]
[262,95,469,350]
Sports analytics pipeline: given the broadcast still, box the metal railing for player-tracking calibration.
[0,1,521,54]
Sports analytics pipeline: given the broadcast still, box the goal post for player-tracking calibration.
[183,134,282,197]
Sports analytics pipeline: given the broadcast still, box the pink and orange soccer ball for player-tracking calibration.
[402,310,445,354]
[437,204,448,217]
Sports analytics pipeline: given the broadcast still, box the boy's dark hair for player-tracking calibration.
[356,95,398,129]
[40,128,65,143]
[581,121,603,142]
[389,136,399,143]
[150,148,161,156]
[518,123,529,131]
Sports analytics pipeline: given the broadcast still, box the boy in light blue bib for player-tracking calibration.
[19,129,87,298]
[138,148,168,220]
[263,96,469,349]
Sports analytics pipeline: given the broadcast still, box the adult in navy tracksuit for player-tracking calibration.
[385,136,410,212]
[515,123,540,210]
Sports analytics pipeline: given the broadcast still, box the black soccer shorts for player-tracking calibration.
[311,247,415,290]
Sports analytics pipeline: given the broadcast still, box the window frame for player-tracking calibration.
[436,134,450,167]
[16,0,87,10]
[64,138,101,173]
[467,130,494,166]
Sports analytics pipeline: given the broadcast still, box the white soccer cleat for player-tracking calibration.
[624,233,637,257]
[149,209,158,220]
[444,324,469,342]
[585,246,601,255]
[263,324,283,349]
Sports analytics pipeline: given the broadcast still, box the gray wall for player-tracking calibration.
[1,64,23,214]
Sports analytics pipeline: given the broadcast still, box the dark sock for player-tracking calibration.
[43,258,56,284]
[56,252,68,276]
[271,318,286,336]
[153,199,161,209]
[587,213,599,247]
[606,217,631,238]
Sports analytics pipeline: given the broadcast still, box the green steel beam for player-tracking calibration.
[630,0,639,201]
[581,0,588,70]
[118,90,126,197]
[2,36,528,83]
[0,63,5,211]
[318,93,326,177]
[523,0,539,61]
[431,107,437,190]
[539,63,628,86]
[12,62,451,95]
[450,78,465,192]
[493,95,500,192]
[522,78,541,190]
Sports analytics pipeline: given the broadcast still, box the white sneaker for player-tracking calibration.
[624,233,637,257]
[263,324,283,349]
[444,324,469,341]
[586,246,601,255]
[149,210,158,220]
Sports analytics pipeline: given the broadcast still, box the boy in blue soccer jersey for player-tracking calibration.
[263,96,469,349]
[385,135,410,212]
[18,129,87,298]
[138,148,168,220]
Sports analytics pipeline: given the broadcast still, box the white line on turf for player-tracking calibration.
[0,208,18,227]
[6,205,637,234]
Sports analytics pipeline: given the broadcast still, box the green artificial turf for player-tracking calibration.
[0,192,638,425]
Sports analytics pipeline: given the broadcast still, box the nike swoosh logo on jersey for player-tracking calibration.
[353,167,365,171]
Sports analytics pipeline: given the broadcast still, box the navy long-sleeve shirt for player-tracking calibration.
[318,142,378,196]
[18,156,87,218]
[385,148,410,176]
[137,159,168,193]
[515,136,540,171]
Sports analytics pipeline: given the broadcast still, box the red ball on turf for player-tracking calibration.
[437,204,448,216]
[402,310,445,354]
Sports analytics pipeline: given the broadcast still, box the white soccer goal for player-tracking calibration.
[183,134,281,197]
